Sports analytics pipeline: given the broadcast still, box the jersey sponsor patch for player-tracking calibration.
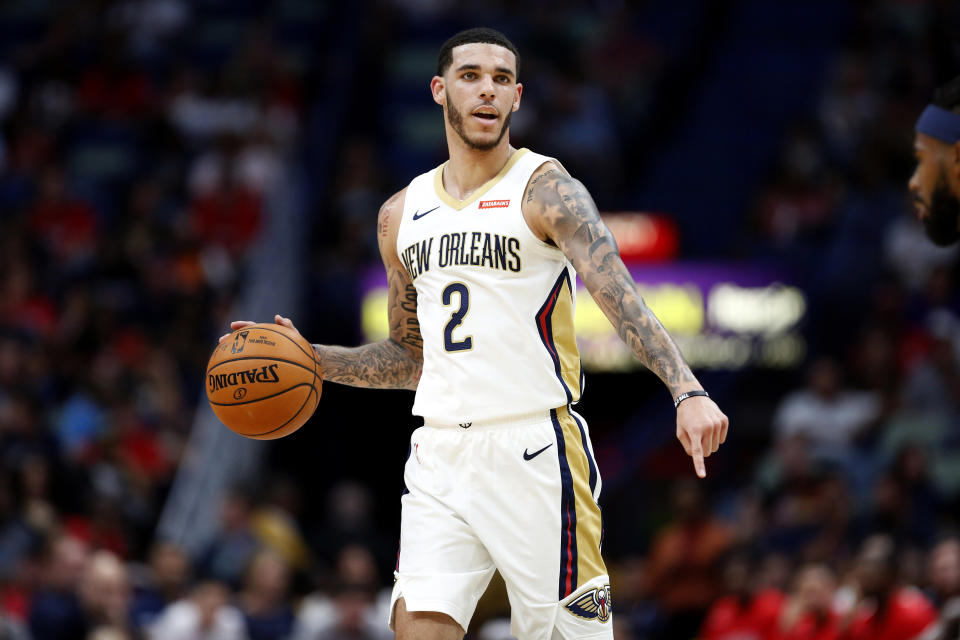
[479,199,510,209]
[564,585,612,623]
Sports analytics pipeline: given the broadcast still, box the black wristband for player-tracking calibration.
[674,389,709,409]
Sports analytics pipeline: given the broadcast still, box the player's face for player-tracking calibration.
[432,43,522,152]
[909,133,960,246]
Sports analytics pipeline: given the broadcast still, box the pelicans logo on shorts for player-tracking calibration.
[564,584,612,623]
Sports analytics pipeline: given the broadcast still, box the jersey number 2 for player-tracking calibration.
[442,283,473,352]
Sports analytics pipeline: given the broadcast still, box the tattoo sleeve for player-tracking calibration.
[526,169,700,397]
[312,191,423,390]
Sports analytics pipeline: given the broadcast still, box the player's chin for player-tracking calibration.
[465,133,502,151]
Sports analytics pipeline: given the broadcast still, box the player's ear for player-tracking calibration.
[431,76,445,107]
[512,83,522,112]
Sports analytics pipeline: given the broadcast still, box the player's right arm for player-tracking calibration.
[313,189,423,389]
[220,189,423,390]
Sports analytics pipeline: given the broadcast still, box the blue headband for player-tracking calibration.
[916,104,960,144]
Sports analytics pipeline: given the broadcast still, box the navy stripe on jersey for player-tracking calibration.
[536,270,574,404]
[551,408,578,599]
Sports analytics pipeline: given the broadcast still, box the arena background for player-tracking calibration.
[1,1,959,639]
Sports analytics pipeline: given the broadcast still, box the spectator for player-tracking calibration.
[130,541,191,633]
[774,564,841,640]
[148,580,247,640]
[28,164,99,270]
[699,550,785,640]
[903,310,960,416]
[29,534,91,640]
[237,549,293,640]
[845,535,938,640]
[198,490,260,589]
[773,357,881,454]
[605,555,661,639]
[292,545,391,640]
[77,551,134,638]
[927,538,960,640]
[187,166,262,257]
[311,482,391,576]
[644,479,733,639]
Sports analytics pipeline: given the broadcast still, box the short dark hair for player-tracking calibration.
[932,74,960,114]
[437,27,520,78]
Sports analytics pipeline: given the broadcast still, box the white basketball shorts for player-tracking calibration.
[389,406,613,640]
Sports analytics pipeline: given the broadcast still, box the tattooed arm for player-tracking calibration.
[312,189,422,389]
[522,163,728,477]
[220,189,423,390]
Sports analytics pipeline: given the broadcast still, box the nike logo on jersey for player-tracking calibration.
[523,444,553,460]
[412,206,440,220]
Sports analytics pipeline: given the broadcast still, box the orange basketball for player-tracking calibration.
[205,323,321,439]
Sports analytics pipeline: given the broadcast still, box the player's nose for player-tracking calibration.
[908,168,920,194]
[478,74,496,97]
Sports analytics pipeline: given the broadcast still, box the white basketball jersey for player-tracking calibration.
[396,148,583,424]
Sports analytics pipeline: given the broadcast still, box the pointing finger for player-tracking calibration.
[691,440,706,478]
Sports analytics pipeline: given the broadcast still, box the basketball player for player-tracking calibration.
[910,74,960,246]
[222,28,728,640]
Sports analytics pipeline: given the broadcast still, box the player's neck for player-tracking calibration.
[441,137,515,201]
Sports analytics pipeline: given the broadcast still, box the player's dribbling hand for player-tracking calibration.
[675,396,728,479]
[218,314,302,343]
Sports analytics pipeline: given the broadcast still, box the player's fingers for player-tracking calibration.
[719,415,729,445]
[218,333,230,343]
[710,421,721,454]
[274,314,297,331]
[230,320,256,330]
[676,428,692,456]
[691,439,706,478]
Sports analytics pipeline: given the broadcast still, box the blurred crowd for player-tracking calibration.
[0,0,327,638]
[2,0,960,640]
[607,1,960,638]
[0,478,398,640]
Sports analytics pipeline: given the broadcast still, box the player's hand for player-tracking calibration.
[675,395,728,479]
[218,315,302,343]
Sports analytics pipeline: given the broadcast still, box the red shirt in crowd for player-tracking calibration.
[190,186,262,254]
[844,588,937,640]
[700,589,785,640]
[774,611,842,640]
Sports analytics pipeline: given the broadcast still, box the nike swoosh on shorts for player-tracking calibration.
[523,444,553,461]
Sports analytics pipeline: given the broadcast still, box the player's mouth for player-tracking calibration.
[471,107,499,125]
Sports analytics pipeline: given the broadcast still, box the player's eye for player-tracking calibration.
[463,72,476,80]
[496,76,510,83]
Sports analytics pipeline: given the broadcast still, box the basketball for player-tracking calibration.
[206,323,321,439]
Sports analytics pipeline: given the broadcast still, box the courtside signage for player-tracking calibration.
[479,199,510,209]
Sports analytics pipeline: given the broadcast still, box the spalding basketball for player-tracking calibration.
[206,323,321,439]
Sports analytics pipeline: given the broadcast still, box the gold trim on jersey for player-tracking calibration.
[551,276,582,402]
[433,148,530,211]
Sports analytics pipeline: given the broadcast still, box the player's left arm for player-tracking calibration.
[523,162,728,478]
